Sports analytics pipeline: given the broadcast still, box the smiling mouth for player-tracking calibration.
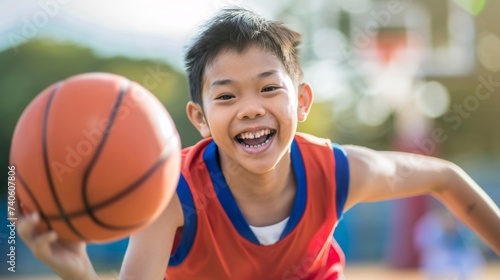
[235,129,276,148]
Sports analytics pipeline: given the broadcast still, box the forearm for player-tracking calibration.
[432,164,500,255]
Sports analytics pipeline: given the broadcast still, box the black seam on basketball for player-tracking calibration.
[84,142,173,229]
[43,82,88,240]
[44,144,172,225]
[81,80,131,230]
[16,171,52,229]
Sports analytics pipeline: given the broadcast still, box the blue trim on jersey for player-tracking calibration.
[203,140,307,245]
[203,141,260,244]
[332,143,350,219]
[169,175,197,266]
[280,139,307,239]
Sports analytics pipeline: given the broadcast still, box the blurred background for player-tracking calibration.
[1,0,499,279]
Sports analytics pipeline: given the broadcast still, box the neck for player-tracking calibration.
[220,152,293,198]
[219,150,296,226]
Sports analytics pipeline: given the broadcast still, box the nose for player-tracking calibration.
[236,97,266,120]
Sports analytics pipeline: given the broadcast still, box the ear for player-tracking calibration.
[186,101,211,138]
[297,83,314,122]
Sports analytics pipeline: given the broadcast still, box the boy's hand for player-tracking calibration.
[17,213,98,280]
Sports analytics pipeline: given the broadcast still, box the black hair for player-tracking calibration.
[184,7,303,105]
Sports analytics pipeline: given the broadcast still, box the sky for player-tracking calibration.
[0,0,282,68]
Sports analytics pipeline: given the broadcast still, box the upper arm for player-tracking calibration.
[342,145,500,254]
[342,145,453,211]
[119,193,184,280]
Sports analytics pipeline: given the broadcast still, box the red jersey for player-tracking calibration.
[167,133,349,279]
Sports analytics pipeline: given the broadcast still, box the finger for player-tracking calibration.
[34,230,58,248]
[15,197,29,218]
[31,231,58,259]
[17,212,40,241]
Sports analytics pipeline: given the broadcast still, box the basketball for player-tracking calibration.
[10,72,181,243]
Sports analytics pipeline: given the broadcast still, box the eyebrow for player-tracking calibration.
[210,79,233,88]
[258,70,278,79]
[209,70,278,89]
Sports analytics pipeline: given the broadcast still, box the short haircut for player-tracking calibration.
[184,7,303,106]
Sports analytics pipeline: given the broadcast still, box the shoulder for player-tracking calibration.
[340,145,405,210]
[139,193,184,237]
[342,145,385,173]
[180,138,213,169]
[294,132,331,147]
[181,138,213,157]
[120,193,183,278]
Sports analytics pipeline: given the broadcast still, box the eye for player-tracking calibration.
[262,86,280,92]
[215,94,234,100]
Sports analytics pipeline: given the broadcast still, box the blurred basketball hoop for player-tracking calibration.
[350,0,476,76]
[376,30,409,64]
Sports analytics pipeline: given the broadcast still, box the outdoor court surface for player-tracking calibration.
[3,262,500,279]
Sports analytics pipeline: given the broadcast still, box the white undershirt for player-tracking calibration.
[249,217,346,278]
[248,217,290,246]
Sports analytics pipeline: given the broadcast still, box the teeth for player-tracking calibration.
[238,129,272,140]
[244,137,271,148]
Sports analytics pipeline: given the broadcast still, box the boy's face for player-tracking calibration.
[187,46,312,175]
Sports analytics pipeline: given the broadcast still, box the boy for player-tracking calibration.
[18,7,500,280]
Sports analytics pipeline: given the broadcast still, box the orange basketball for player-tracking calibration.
[10,72,181,243]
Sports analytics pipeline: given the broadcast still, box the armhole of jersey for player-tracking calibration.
[169,175,197,266]
[332,143,350,219]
